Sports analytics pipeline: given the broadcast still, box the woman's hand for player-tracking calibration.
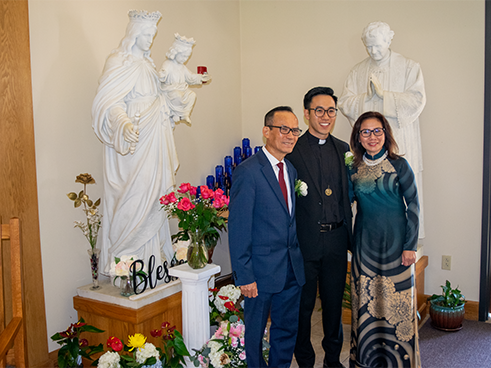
[402,250,417,266]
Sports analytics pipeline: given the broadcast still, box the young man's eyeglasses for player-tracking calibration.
[359,128,385,138]
[268,125,302,137]
[309,107,338,118]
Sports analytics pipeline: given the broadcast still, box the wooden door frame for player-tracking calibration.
[479,0,491,322]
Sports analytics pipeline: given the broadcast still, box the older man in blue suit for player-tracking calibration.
[229,106,306,368]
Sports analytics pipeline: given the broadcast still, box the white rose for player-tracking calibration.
[299,181,308,196]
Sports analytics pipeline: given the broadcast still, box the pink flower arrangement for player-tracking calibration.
[160,183,229,251]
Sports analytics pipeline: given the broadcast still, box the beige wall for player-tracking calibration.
[240,0,484,300]
[29,0,484,351]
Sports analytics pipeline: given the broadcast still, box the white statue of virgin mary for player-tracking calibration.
[92,10,178,275]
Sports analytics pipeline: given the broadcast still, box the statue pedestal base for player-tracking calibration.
[168,263,221,356]
[73,279,182,349]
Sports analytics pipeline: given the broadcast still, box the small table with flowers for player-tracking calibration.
[73,278,182,354]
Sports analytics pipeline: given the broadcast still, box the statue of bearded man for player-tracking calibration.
[92,10,178,275]
[339,21,426,237]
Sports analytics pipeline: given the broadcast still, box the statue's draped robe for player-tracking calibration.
[159,60,202,121]
[92,52,179,275]
[339,51,426,237]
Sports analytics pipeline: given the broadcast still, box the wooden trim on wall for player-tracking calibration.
[0,1,49,366]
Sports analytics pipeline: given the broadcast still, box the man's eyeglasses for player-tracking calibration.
[268,125,302,137]
[359,128,385,138]
[309,107,338,118]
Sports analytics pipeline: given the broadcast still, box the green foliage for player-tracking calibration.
[170,199,227,249]
[342,278,351,310]
[160,330,190,368]
[429,280,466,308]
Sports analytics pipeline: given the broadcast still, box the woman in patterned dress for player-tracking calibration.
[348,111,420,368]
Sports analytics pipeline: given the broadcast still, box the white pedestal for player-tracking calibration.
[168,263,221,355]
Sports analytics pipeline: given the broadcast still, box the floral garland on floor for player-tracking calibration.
[191,285,270,368]
[96,322,189,368]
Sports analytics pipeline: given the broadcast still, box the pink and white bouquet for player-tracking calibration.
[191,321,270,368]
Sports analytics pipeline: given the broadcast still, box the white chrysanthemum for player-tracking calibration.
[387,291,412,326]
[97,351,121,368]
[208,340,224,368]
[368,275,395,300]
[136,343,160,364]
[395,319,414,342]
[214,285,241,313]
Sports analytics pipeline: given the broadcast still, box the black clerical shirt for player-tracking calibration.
[306,131,344,224]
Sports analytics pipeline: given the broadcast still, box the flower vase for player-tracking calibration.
[87,248,101,290]
[120,276,134,297]
[187,230,208,269]
[207,246,215,264]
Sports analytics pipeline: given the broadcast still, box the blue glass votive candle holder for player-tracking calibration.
[234,147,242,166]
[224,156,233,169]
[244,146,252,158]
[242,138,250,152]
[206,175,215,190]
[254,146,262,154]
[215,165,224,187]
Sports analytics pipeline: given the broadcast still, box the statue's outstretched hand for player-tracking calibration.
[123,122,139,144]
[201,74,212,84]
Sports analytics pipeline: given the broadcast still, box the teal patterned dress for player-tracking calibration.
[349,148,421,368]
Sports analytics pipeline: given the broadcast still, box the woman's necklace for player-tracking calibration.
[363,151,388,166]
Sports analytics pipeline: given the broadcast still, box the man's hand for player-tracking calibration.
[240,282,258,298]
[402,250,417,267]
[123,122,139,144]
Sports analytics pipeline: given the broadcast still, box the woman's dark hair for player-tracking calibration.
[350,111,400,167]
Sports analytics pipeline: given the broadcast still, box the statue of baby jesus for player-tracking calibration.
[159,33,211,125]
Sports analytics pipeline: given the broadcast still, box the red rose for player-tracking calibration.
[107,336,123,352]
[200,186,214,199]
[189,186,197,196]
[213,198,225,209]
[177,197,195,211]
[178,183,192,193]
[167,192,178,203]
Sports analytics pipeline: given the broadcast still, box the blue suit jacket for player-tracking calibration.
[228,150,306,293]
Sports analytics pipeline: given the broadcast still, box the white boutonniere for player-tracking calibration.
[295,179,308,197]
[344,151,354,169]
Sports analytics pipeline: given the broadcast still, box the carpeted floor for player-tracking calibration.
[419,318,491,368]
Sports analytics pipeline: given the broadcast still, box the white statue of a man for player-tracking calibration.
[159,33,211,125]
[339,21,426,237]
[92,10,178,275]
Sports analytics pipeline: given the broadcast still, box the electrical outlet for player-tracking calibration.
[442,255,451,270]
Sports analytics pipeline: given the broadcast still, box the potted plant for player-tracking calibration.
[51,318,104,368]
[428,280,466,331]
